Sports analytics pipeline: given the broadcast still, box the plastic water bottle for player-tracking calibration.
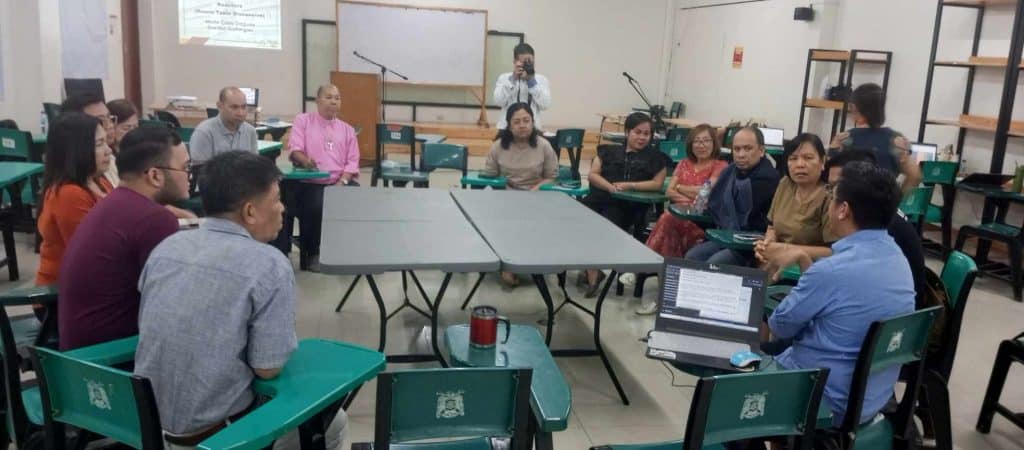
[694,180,712,213]
[39,110,48,136]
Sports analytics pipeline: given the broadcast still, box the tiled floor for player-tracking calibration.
[5,156,1023,449]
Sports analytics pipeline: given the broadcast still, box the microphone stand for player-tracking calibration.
[353,51,409,123]
[624,74,667,135]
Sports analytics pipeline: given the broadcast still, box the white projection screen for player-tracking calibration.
[179,0,282,50]
[336,1,487,87]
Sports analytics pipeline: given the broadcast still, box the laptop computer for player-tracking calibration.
[911,142,938,163]
[646,258,768,371]
[759,127,785,151]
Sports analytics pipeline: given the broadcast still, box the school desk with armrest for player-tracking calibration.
[461,172,507,190]
[258,140,283,161]
[445,324,571,450]
[705,229,764,252]
[198,339,385,450]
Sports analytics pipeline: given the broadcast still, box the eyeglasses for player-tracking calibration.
[154,165,193,176]
[693,138,714,145]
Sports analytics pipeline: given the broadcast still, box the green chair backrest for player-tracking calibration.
[659,140,687,163]
[375,368,531,446]
[205,108,219,119]
[0,128,31,160]
[940,251,977,309]
[920,161,958,186]
[420,143,467,174]
[139,119,170,129]
[843,307,940,432]
[666,127,690,143]
[43,103,62,123]
[899,185,934,217]
[723,126,741,148]
[377,123,415,146]
[177,127,195,143]
[669,101,683,118]
[933,251,978,377]
[29,346,164,450]
[685,369,829,449]
[555,128,584,150]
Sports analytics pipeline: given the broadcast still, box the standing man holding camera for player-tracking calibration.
[494,43,551,130]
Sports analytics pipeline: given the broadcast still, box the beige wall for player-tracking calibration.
[0,0,124,135]
[139,0,673,129]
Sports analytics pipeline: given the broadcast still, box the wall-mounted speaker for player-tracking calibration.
[794,6,814,22]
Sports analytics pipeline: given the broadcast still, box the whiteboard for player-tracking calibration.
[337,1,487,87]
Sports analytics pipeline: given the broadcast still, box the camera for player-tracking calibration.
[523,60,535,77]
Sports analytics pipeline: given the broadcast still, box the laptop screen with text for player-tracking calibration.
[655,259,767,340]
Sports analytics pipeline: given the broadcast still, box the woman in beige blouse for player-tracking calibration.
[482,102,558,191]
[484,103,558,289]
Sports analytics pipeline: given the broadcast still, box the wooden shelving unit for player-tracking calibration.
[797,49,893,137]
[803,98,846,110]
[933,56,1024,69]
[926,115,1024,137]
[919,0,1024,173]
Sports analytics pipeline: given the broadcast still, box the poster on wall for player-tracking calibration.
[179,0,282,50]
[59,0,108,79]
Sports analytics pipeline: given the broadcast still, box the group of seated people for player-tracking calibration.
[1,78,930,447]
[14,86,358,448]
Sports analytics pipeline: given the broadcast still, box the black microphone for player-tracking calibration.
[622,72,636,82]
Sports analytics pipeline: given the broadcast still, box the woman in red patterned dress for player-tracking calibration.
[629,123,727,314]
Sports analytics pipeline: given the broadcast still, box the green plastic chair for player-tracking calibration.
[0,129,41,208]
[0,306,44,449]
[659,140,687,164]
[28,346,165,450]
[908,252,977,450]
[669,102,683,119]
[665,127,689,143]
[820,307,941,450]
[722,126,741,149]
[374,124,422,187]
[899,185,935,233]
[355,368,533,450]
[419,143,468,188]
[176,127,195,143]
[590,368,830,450]
[553,128,585,180]
[920,161,959,257]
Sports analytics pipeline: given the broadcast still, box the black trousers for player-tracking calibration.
[581,194,649,235]
[273,180,358,259]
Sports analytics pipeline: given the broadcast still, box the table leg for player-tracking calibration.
[459,272,486,310]
[531,274,556,346]
[529,414,553,450]
[429,273,454,367]
[592,270,629,405]
[334,275,362,313]
[364,275,388,354]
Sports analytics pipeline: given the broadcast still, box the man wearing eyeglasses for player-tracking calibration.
[57,126,191,350]
[61,93,118,146]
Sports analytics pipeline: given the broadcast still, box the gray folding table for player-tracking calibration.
[319,187,499,364]
[451,190,663,404]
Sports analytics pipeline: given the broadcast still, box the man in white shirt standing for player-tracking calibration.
[494,43,551,130]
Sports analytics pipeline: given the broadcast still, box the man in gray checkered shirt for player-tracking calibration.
[134,151,346,449]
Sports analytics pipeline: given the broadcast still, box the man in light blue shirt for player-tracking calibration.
[768,161,914,425]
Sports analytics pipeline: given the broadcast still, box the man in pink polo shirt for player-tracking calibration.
[276,84,360,271]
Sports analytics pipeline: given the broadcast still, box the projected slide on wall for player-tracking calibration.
[178,0,281,49]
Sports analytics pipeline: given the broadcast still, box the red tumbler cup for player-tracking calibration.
[469,305,510,348]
